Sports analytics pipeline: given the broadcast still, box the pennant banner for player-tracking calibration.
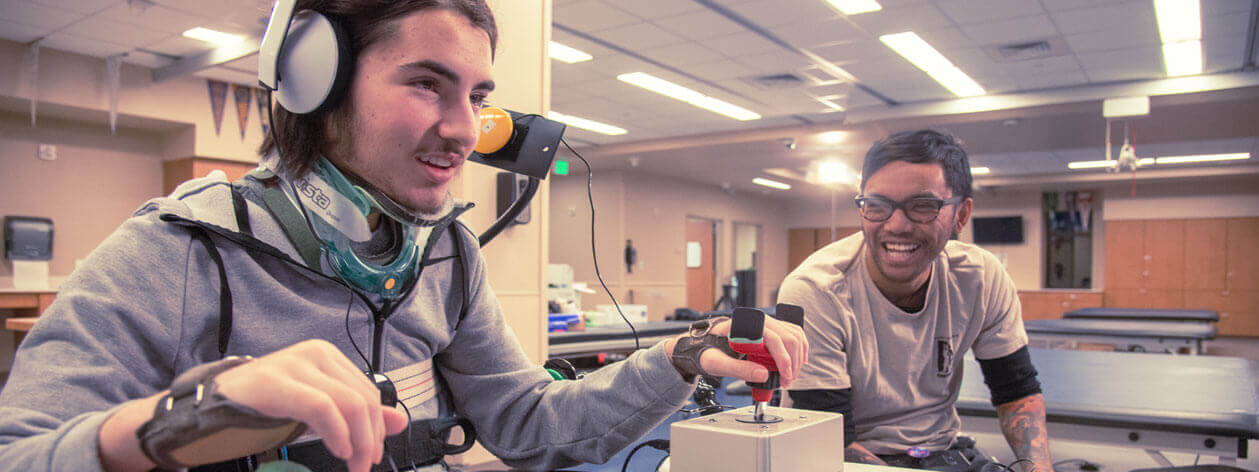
[207,79,229,137]
[256,88,271,136]
[232,84,252,140]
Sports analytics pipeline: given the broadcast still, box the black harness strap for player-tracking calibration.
[188,227,233,358]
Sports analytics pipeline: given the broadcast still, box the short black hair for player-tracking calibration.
[860,129,973,199]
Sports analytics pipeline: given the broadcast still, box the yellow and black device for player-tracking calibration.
[470,107,566,180]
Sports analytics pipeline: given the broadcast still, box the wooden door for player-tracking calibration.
[1226,218,1259,291]
[788,228,817,272]
[1184,219,1228,290]
[686,219,716,312]
[1104,220,1145,289]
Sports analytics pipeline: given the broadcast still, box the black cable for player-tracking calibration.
[621,439,669,472]
[562,138,639,351]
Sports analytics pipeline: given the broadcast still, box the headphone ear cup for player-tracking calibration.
[275,10,354,115]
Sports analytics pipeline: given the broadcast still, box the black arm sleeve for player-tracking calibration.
[788,389,856,446]
[977,345,1042,406]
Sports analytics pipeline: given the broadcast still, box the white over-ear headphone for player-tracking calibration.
[257,0,354,114]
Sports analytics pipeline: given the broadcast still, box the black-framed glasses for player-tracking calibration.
[854,195,965,223]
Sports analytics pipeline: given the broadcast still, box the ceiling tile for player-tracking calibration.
[30,0,119,14]
[0,1,84,29]
[141,35,209,56]
[683,58,758,81]
[768,16,867,49]
[845,4,955,37]
[917,27,977,51]
[1039,0,1129,12]
[1076,45,1163,83]
[612,0,704,20]
[41,32,130,57]
[1049,2,1156,36]
[553,0,642,33]
[640,42,724,67]
[960,14,1059,45]
[813,39,894,65]
[724,0,841,29]
[1064,28,1160,53]
[0,18,50,43]
[591,22,684,50]
[69,16,170,49]
[98,4,205,35]
[1203,34,1246,72]
[698,32,781,58]
[936,0,1046,25]
[652,10,746,41]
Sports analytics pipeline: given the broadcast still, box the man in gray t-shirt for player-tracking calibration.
[782,130,1051,472]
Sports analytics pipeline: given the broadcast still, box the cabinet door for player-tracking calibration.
[1143,220,1184,290]
[1226,218,1259,291]
[1184,219,1228,290]
[1105,288,1183,309]
[1104,221,1145,289]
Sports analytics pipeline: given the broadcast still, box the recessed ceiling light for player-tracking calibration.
[879,32,985,97]
[547,111,627,136]
[182,27,244,46]
[752,177,792,190]
[617,72,761,121]
[548,41,592,64]
[826,0,882,15]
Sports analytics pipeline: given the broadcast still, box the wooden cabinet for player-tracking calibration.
[787,227,860,272]
[1018,290,1103,320]
[163,157,259,195]
[1103,217,1259,336]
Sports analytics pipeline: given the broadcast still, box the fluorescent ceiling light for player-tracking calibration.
[752,177,792,190]
[548,41,592,64]
[547,111,627,136]
[970,166,991,175]
[1162,40,1202,77]
[827,0,882,15]
[879,32,985,97]
[182,27,244,46]
[617,72,761,121]
[1067,158,1156,169]
[1156,152,1249,164]
[1154,0,1201,43]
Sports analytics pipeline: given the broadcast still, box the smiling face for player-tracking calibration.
[323,8,494,213]
[860,160,972,298]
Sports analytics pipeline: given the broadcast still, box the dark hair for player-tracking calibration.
[860,129,973,199]
[259,0,498,177]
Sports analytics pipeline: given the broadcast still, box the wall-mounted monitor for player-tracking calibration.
[972,216,1023,244]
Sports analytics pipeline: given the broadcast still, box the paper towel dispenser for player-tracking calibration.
[4,216,54,261]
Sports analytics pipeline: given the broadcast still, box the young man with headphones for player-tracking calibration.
[0,1,807,471]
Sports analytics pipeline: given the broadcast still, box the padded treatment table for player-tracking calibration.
[957,349,1259,465]
[1064,307,1219,323]
[1024,318,1217,354]
[548,320,691,357]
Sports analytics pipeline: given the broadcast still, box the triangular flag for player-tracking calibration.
[232,84,252,140]
[207,80,229,137]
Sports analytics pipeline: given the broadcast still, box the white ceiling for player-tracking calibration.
[0,0,1257,199]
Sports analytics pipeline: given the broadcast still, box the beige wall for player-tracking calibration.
[549,169,795,318]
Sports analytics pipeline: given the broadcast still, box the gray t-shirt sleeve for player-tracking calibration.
[780,277,852,391]
[971,251,1029,360]
[435,233,694,470]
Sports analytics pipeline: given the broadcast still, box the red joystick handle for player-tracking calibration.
[729,341,778,403]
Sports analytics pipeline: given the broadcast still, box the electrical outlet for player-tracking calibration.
[37,144,57,161]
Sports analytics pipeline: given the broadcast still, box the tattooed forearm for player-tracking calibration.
[844,443,888,465]
[996,394,1053,472]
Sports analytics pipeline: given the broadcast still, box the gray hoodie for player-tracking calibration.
[0,174,694,471]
